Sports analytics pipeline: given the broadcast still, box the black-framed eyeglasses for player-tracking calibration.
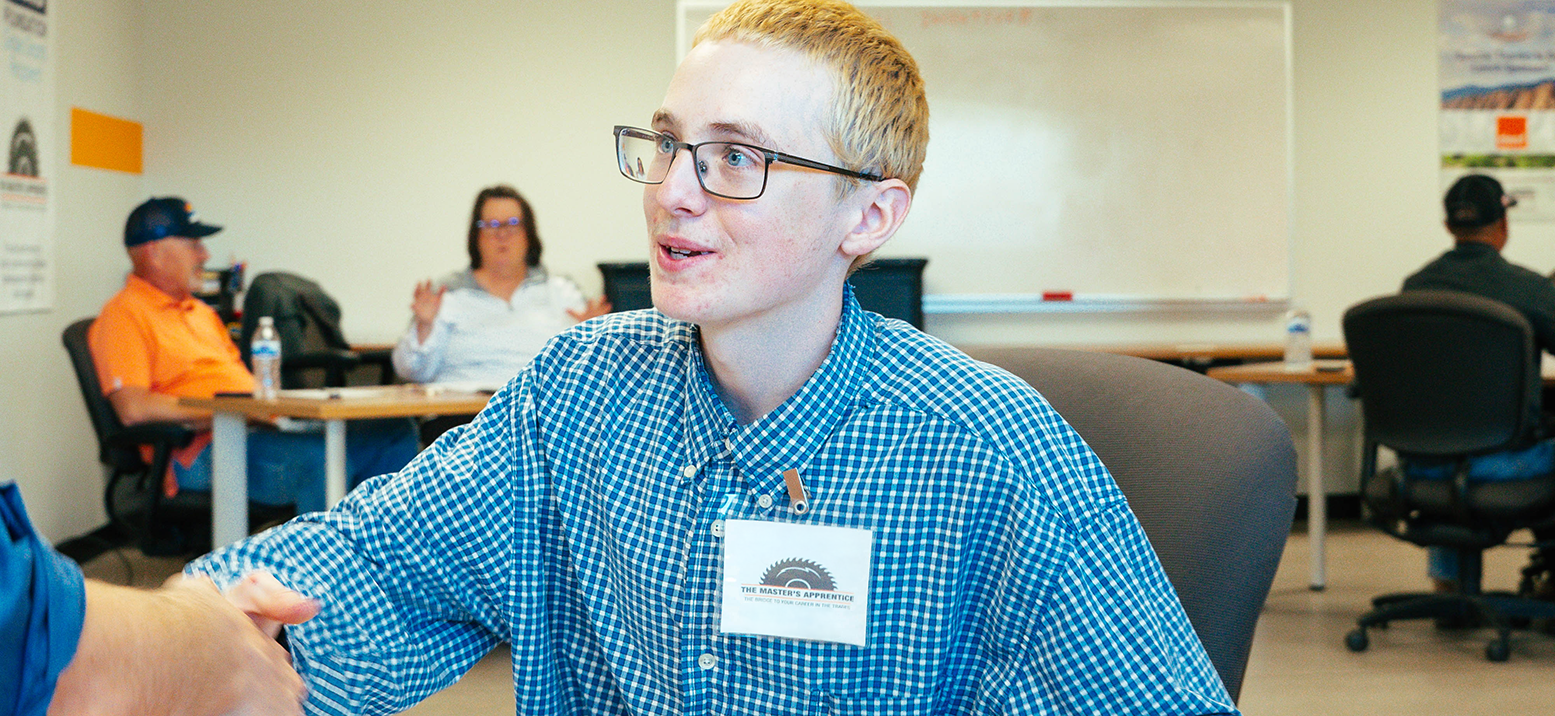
[613,125,883,200]
[474,217,523,230]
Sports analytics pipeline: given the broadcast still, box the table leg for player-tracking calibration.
[211,411,248,548]
[1306,384,1327,591]
[325,419,347,507]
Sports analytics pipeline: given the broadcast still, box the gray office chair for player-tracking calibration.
[973,347,1297,701]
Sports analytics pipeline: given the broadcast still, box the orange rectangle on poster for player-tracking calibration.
[1496,115,1528,150]
[70,107,143,174]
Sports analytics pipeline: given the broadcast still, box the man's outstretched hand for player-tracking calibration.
[224,571,321,640]
[47,572,320,716]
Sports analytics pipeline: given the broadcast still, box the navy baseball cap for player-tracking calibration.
[124,197,222,247]
[1444,174,1517,230]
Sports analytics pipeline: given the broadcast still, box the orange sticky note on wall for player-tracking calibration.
[1496,115,1528,151]
[70,107,142,174]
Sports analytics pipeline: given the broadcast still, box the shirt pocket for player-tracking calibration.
[717,635,940,715]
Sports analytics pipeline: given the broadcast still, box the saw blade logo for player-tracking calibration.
[9,119,38,177]
[760,558,836,591]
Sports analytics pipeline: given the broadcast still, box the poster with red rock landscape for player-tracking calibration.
[1442,1,1555,221]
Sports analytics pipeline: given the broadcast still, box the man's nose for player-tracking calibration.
[654,146,709,211]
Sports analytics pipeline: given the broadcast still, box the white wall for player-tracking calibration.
[132,0,1472,349]
[138,0,676,344]
[5,0,1485,537]
[1,0,144,541]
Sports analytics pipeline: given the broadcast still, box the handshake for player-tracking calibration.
[48,571,319,716]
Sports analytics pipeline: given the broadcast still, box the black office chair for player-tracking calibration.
[241,272,393,388]
[63,318,293,557]
[1342,290,1555,661]
[979,347,1296,702]
[847,257,928,329]
[597,261,653,312]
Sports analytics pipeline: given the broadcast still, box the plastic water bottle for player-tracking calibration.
[251,316,282,400]
[1284,307,1313,370]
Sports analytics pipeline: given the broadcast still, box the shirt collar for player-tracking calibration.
[453,265,549,295]
[678,286,873,502]
[1450,241,1501,258]
[125,273,202,311]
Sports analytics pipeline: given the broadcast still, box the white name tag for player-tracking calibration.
[719,519,873,646]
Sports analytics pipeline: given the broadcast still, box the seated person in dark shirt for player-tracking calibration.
[1401,174,1555,591]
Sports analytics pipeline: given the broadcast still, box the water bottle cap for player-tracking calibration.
[258,316,274,326]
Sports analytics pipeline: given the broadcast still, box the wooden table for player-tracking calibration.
[1207,360,1354,591]
[180,386,490,547]
[962,342,1345,373]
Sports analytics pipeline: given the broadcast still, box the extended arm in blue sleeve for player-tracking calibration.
[1,482,86,716]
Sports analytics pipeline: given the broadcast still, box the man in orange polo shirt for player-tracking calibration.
[88,197,416,515]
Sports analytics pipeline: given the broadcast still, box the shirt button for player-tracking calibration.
[682,465,697,478]
[698,653,717,670]
[756,494,773,509]
[724,439,734,452]
[711,520,724,538]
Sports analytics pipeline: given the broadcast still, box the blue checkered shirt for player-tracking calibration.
[189,292,1237,715]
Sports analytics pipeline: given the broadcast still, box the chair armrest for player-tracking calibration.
[285,349,362,370]
[108,421,197,450]
[354,347,392,365]
[353,347,396,385]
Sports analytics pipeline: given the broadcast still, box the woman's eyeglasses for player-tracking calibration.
[474,217,523,231]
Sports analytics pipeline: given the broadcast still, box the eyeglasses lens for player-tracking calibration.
[616,129,769,200]
[617,130,673,184]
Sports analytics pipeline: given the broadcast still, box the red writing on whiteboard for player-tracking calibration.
[921,8,1033,29]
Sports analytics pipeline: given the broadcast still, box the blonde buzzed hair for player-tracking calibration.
[694,0,929,193]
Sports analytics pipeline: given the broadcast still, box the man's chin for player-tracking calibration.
[651,288,713,325]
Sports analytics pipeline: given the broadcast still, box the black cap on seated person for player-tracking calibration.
[124,197,223,247]
[1444,174,1517,230]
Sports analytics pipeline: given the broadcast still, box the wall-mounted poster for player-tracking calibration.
[0,0,52,314]
[1442,1,1555,222]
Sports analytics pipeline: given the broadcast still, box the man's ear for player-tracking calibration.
[840,179,912,259]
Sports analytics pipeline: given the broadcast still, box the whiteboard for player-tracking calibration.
[678,1,1293,313]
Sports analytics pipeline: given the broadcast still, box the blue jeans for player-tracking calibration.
[1402,440,1555,582]
[174,418,418,514]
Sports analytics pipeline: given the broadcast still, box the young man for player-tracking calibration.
[189,1,1236,713]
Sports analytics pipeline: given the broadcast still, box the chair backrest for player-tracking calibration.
[977,347,1297,700]
[1344,290,1539,458]
[846,257,927,330]
[598,262,653,312]
[241,272,351,387]
[61,317,138,470]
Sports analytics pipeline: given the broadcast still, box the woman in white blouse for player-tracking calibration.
[393,185,610,387]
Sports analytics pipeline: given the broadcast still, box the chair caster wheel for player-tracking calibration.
[1345,629,1369,652]
[1486,639,1511,662]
